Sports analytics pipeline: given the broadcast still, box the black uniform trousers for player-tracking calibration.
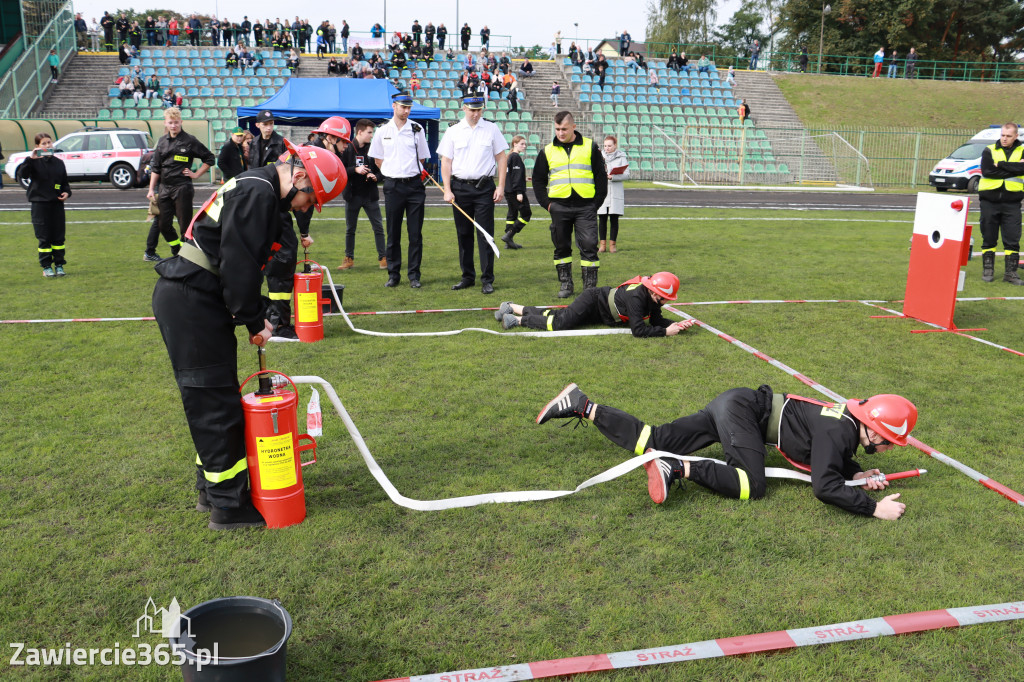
[345,195,386,259]
[979,198,1022,252]
[265,211,298,327]
[157,182,194,248]
[549,202,599,264]
[452,178,496,285]
[504,192,532,233]
[383,177,426,281]
[152,272,249,509]
[593,386,773,501]
[31,202,66,267]
[521,287,610,331]
[146,213,181,254]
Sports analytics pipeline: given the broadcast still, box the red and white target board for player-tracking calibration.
[903,193,974,329]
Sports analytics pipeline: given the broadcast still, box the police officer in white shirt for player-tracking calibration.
[438,95,509,294]
[369,93,431,288]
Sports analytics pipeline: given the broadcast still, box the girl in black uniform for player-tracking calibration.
[22,133,71,277]
[501,135,531,249]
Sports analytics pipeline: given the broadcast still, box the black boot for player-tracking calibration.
[581,266,598,290]
[556,262,574,299]
[982,251,995,282]
[500,230,522,249]
[1004,253,1024,286]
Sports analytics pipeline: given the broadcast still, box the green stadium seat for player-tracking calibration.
[125,109,139,119]
[98,109,111,119]
[778,163,789,174]
[110,99,123,108]
[111,110,124,119]
[640,160,653,171]
[528,134,541,145]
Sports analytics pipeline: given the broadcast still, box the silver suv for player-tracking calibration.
[6,127,151,190]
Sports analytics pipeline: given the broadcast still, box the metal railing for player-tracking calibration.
[0,1,76,119]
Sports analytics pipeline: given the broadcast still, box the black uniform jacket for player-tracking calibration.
[531,130,607,209]
[777,397,875,516]
[341,140,381,201]
[980,139,1024,204]
[150,131,216,187]
[155,165,284,335]
[248,130,287,169]
[505,151,527,194]
[609,283,671,338]
[22,155,71,202]
[217,140,247,181]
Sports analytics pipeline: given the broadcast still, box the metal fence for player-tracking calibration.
[0,1,76,119]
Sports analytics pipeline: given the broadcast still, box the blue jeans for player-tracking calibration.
[342,37,347,53]
[887,63,897,78]
[749,55,758,70]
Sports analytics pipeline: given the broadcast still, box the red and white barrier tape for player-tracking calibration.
[860,300,1024,357]
[372,600,1024,682]
[663,304,1024,507]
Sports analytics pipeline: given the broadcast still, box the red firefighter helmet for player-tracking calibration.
[845,394,918,446]
[280,139,347,212]
[315,116,351,143]
[641,271,680,301]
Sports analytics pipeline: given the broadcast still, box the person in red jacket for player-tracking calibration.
[536,385,917,520]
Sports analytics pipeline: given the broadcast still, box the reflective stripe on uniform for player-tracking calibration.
[51,244,65,249]
[736,468,750,500]
[553,256,573,265]
[268,292,291,300]
[634,424,652,455]
[544,137,596,199]
[580,259,599,267]
[979,144,1024,193]
[546,316,554,331]
[195,453,202,465]
[38,248,52,253]
[167,238,182,246]
[203,457,248,483]
[982,247,998,253]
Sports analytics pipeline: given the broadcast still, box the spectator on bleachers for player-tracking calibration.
[518,58,534,78]
[619,30,631,55]
[569,43,580,66]
[223,19,235,47]
[317,32,328,59]
[238,46,252,73]
[498,51,511,75]
[480,25,490,50]
[749,39,760,70]
[667,49,681,72]
[329,22,338,52]
[162,88,175,108]
[679,51,690,74]
[252,49,265,73]
[133,75,146,104]
[90,17,102,51]
[167,17,178,46]
[303,19,313,52]
[240,16,251,46]
[118,42,130,65]
[480,69,494,94]
[210,17,221,46]
[725,65,736,86]
[118,75,134,100]
[373,64,388,79]
[141,16,153,46]
[555,30,562,54]
[287,48,301,74]
[391,77,406,94]
[596,54,608,89]
[437,23,448,50]
[411,20,422,45]
[371,23,384,38]
[147,73,160,98]
[507,79,519,112]
[174,90,184,108]
[464,52,476,71]
[445,46,455,60]
[649,68,659,88]
[550,81,560,107]
[351,43,365,62]
[390,31,402,52]
[187,14,201,46]
[486,52,498,74]
[253,21,263,47]
[226,49,239,70]
[75,12,88,50]
[636,53,648,71]
[327,55,341,74]
[391,50,407,71]
[547,43,556,60]
[116,13,129,44]
[738,99,751,123]
[461,23,471,50]
[420,44,434,64]
[409,74,421,94]
[625,52,639,73]
[457,71,471,96]
[128,43,140,59]
[425,22,435,47]
[697,54,711,74]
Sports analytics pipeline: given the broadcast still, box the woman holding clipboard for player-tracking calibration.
[598,135,629,253]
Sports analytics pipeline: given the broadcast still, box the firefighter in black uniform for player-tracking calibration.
[147,107,215,260]
[310,116,351,159]
[532,110,607,298]
[978,122,1024,285]
[501,134,531,249]
[101,12,115,51]
[22,133,71,277]
[537,384,917,521]
[247,110,307,339]
[216,126,248,181]
[152,140,346,530]
[496,271,694,337]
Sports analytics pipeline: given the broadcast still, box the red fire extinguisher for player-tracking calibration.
[293,259,331,343]
[240,348,317,528]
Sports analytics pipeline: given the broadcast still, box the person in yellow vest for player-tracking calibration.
[531,111,608,298]
[978,122,1024,285]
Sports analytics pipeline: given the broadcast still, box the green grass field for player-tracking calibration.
[1,201,1022,681]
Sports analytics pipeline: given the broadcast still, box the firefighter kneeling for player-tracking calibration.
[152,141,346,530]
[495,272,694,338]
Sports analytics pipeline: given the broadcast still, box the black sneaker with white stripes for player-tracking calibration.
[536,383,591,425]
[644,457,683,504]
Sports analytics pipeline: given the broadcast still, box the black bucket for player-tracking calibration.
[322,284,344,314]
[169,596,292,682]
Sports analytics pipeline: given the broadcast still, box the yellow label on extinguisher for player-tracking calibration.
[295,291,319,323]
[256,432,297,490]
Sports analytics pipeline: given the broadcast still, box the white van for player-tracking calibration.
[929,125,1024,193]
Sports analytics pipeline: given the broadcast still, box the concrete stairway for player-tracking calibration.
[731,71,839,183]
[518,61,567,120]
[35,54,122,118]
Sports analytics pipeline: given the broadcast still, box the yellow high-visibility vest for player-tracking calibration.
[544,137,595,199]
[979,144,1024,193]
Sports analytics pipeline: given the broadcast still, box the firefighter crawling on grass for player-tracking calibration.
[536,384,917,520]
[152,141,346,530]
[494,271,694,337]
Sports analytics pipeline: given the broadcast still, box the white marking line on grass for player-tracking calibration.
[860,300,1024,357]
[663,304,1024,508]
[654,181,876,192]
[371,600,1024,682]
[0,216,918,226]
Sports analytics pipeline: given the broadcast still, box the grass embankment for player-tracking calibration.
[1,204,1022,680]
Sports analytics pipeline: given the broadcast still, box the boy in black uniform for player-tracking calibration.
[152,141,346,530]
[216,126,248,181]
[339,119,386,270]
[22,133,71,276]
[496,271,694,337]
[537,385,917,521]
[146,107,215,260]
[502,134,531,249]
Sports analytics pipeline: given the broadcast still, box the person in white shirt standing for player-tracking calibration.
[369,93,431,288]
[438,95,509,294]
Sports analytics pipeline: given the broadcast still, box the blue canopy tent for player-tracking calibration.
[236,78,442,163]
